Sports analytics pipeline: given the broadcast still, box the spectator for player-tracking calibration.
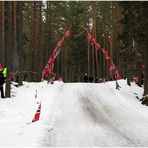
[58,77,63,82]
[116,80,121,90]
[0,64,6,98]
[89,75,94,83]
[84,73,88,82]
[2,65,7,78]
[95,76,99,83]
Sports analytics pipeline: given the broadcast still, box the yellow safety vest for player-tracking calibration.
[2,67,7,77]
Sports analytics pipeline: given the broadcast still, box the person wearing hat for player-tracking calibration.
[0,64,6,98]
[84,73,88,82]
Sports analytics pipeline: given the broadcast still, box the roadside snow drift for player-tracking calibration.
[0,80,148,147]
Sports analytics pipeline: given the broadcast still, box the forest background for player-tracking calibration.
[0,1,148,102]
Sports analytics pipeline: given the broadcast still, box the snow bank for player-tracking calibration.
[0,80,148,147]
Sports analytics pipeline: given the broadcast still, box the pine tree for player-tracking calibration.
[0,1,5,65]
[5,1,13,97]
[18,1,23,86]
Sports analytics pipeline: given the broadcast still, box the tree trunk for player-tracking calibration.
[33,2,37,81]
[64,48,67,82]
[87,42,90,76]
[141,48,148,105]
[0,1,5,65]
[27,2,34,82]
[93,2,99,81]
[103,33,106,78]
[56,56,59,77]
[109,31,113,60]
[92,42,95,81]
[5,2,13,98]
[0,2,1,61]
[39,1,43,79]
[12,1,18,72]
[140,5,148,105]
[18,2,23,86]
[45,1,52,65]
[143,41,148,96]
[78,45,81,82]
[45,1,49,64]
[127,72,131,86]
[32,2,42,82]
[61,48,64,78]
[106,38,109,79]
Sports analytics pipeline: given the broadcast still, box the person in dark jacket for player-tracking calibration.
[95,76,99,83]
[116,80,121,90]
[89,75,94,83]
[84,73,88,82]
[0,65,6,98]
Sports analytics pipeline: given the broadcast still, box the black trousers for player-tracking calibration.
[0,86,5,98]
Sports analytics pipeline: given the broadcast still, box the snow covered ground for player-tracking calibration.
[0,80,148,147]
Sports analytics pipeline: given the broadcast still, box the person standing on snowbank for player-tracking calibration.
[84,73,88,82]
[116,80,121,90]
[2,65,7,78]
[0,64,6,98]
[89,75,94,83]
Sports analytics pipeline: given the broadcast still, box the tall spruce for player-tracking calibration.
[0,1,5,65]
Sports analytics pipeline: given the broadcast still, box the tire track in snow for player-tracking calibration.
[42,83,65,146]
[78,86,142,147]
[44,83,144,146]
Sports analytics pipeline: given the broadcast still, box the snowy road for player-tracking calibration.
[42,82,148,147]
[1,80,148,146]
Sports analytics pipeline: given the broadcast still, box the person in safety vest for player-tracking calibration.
[2,65,7,78]
[0,64,6,98]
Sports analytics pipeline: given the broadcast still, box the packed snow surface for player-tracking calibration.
[0,80,148,147]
